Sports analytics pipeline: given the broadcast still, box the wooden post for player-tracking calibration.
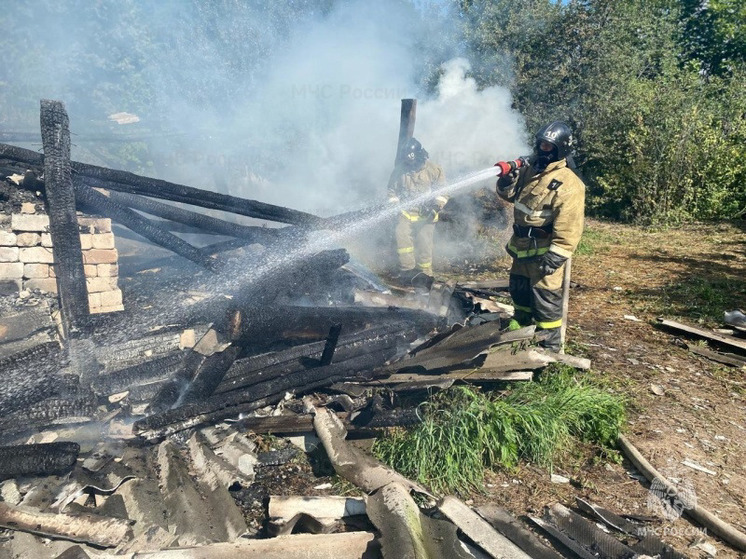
[39,100,90,336]
[559,257,572,353]
[394,99,417,167]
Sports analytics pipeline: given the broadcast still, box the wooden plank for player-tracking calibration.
[40,99,89,334]
[438,496,533,559]
[657,318,746,353]
[686,343,746,368]
[74,182,217,270]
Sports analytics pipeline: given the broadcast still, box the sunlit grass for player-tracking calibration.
[373,366,626,494]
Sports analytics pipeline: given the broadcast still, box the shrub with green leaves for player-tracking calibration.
[373,367,626,494]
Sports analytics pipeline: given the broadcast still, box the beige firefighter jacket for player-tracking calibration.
[387,159,447,220]
[496,158,585,260]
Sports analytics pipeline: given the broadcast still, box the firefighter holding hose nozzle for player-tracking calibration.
[496,121,585,352]
[387,137,447,286]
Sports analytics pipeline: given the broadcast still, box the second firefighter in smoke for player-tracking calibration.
[387,137,448,285]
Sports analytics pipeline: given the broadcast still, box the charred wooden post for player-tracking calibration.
[39,100,89,335]
[73,182,217,271]
[319,324,342,366]
[395,98,417,167]
[104,190,281,243]
[0,441,79,477]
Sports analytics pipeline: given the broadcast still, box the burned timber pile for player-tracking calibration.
[0,100,670,559]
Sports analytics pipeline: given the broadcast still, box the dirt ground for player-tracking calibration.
[458,219,746,558]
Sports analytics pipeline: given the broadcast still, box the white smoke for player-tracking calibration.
[0,0,531,218]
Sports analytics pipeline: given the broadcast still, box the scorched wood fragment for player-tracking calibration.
[218,324,415,395]
[235,305,439,350]
[39,100,90,333]
[74,181,217,270]
[0,442,79,477]
[133,347,390,442]
[89,352,184,397]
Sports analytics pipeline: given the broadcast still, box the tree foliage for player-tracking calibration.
[460,0,746,223]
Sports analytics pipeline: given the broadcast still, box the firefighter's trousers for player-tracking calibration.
[395,213,435,272]
[509,257,567,352]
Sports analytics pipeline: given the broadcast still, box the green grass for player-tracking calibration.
[372,366,626,494]
[657,276,745,324]
[574,227,617,256]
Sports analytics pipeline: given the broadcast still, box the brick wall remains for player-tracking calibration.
[0,205,123,313]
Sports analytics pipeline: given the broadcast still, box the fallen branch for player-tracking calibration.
[618,434,746,552]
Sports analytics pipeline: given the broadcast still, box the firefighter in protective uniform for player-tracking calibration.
[387,138,447,283]
[496,121,585,352]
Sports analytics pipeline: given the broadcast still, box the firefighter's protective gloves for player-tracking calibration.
[497,168,519,188]
[538,251,567,276]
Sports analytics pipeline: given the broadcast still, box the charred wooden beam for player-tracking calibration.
[0,141,323,226]
[40,100,90,334]
[74,181,217,270]
[234,407,421,438]
[319,324,343,366]
[76,172,323,227]
[0,394,97,437]
[220,325,412,395]
[236,305,439,350]
[0,442,79,477]
[105,189,282,243]
[180,345,241,405]
[90,351,185,397]
[0,343,79,420]
[133,348,389,442]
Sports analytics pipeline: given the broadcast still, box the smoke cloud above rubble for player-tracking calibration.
[0,0,530,218]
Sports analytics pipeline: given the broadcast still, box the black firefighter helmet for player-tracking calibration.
[402,137,429,168]
[534,121,574,169]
